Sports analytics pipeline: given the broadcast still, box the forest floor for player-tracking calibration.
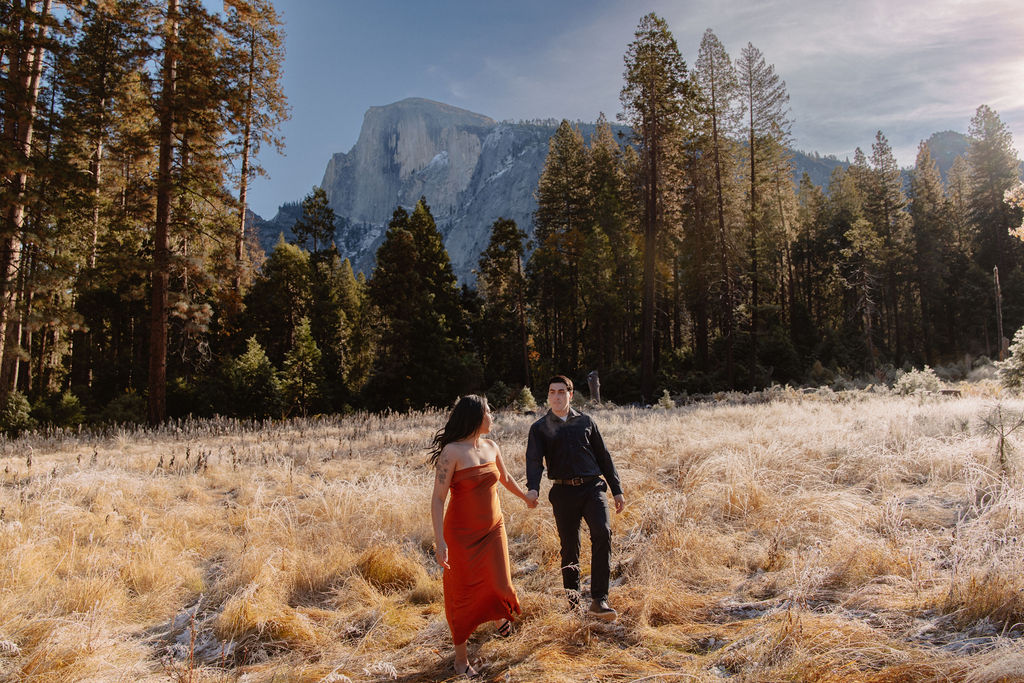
[1,388,1024,681]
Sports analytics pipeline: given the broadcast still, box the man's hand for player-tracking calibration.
[613,494,626,514]
[525,489,539,509]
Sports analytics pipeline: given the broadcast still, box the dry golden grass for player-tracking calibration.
[0,394,1023,681]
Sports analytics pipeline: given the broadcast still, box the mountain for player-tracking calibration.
[922,130,970,181]
[258,98,631,281]
[255,99,971,282]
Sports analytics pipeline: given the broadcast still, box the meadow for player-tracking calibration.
[1,388,1023,682]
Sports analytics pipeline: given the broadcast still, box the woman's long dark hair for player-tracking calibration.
[427,395,488,466]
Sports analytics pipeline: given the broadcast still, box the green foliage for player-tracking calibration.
[486,381,516,410]
[999,327,1024,391]
[31,392,86,428]
[291,186,337,253]
[514,386,538,412]
[282,318,324,417]
[478,218,530,388]
[893,366,942,395]
[228,336,284,419]
[657,389,675,409]
[1,392,36,436]
[244,238,311,363]
[95,391,148,425]
[366,200,482,410]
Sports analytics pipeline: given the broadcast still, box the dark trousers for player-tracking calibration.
[548,478,612,602]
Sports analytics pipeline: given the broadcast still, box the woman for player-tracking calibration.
[429,395,536,678]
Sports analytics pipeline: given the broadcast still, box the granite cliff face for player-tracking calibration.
[316,98,568,281]
[260,98,622,282]
[257,98,970,283]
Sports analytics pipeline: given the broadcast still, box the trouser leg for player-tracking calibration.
[549,485,584,595]
[582,481,612,602]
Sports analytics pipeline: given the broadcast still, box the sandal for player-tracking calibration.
[454,661,480,678]
[496,619,513,638]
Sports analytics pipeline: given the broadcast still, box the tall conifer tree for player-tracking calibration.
[620,13,688,400]
[737,42,791,381]
[694,28,741,385]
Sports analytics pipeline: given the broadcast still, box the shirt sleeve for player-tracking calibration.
[590,419,622,496]
[525,421,544,492]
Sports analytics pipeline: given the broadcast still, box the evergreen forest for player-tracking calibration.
[2,6,1023,427]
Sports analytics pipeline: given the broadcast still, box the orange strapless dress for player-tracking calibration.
[442,461,522,644]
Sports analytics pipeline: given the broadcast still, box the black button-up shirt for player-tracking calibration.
[525,408,622,496]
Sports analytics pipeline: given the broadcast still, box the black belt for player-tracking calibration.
[550,475,598,486]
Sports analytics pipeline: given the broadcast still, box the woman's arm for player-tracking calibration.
[431,445,457,569]
[494,445,536,507]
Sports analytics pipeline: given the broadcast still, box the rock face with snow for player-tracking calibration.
[260,98,619,282]
[317,98,570,281]
[259,97,942,282]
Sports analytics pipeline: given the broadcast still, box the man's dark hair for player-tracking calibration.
[547,375,573,392]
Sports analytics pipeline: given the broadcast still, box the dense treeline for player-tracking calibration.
[1,7,1022,427]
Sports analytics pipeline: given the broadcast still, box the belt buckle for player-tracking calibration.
[571,477,583,485]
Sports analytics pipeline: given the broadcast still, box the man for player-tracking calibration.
[525,375,626,621]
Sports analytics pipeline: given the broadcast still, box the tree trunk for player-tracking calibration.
[515,254,531,388]
[148,0,178,425]
[640,112,658,402]
[0,0,50,399]
[748,106,759,383]
[710,87,734,386]
[235,25,256,299]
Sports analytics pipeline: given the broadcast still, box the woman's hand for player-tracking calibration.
[436,541,450,570]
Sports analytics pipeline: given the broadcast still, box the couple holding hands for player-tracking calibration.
[429,375,626,677]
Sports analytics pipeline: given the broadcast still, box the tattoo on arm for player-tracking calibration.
[436,452,449,485]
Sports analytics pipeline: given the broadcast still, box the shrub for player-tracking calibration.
[809,360,835,386]
[486,381,515,410]
[514,386,537,412]
[893,366,942,395]
[31,391,85,428]
[0,391,35,436]
[1000,327,1024,391]
[228,336,284,419]
[96,391,147,424]
[656,389,675,409]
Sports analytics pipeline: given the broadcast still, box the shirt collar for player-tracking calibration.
[547,407,580,422]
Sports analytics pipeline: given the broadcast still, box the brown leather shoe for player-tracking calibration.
[589,599,617,621]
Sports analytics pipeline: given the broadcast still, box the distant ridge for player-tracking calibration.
[254,99,972,281]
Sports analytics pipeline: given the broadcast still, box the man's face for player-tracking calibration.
[547,382,572,413]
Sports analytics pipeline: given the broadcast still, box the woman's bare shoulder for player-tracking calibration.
[440,440,474,463]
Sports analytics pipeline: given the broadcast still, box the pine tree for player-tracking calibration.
[243,237,311,363]
[0,0,55,400]
[366,199,480,410]
[227,335,282,419]
[737,42,791,381]
[620,13,688,400]
[869,132,912,359]
[147,0,178,424]
[282,316,323,417]
[909,142,950,362]
[693,28,741,386]
[967,105,1023,275]
[477,217,530,388]
[586,113,638,369]
[291,186,337,254]
[529,120,589,372]
[221,0,288,297]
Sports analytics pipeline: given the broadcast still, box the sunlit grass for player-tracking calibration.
[0,393,1021,680]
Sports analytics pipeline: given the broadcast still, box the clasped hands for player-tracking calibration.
[523,490,626,514]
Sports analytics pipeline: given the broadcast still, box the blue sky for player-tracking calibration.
[246,0,1024,218]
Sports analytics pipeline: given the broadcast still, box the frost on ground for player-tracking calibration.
[0,393,1022,681]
